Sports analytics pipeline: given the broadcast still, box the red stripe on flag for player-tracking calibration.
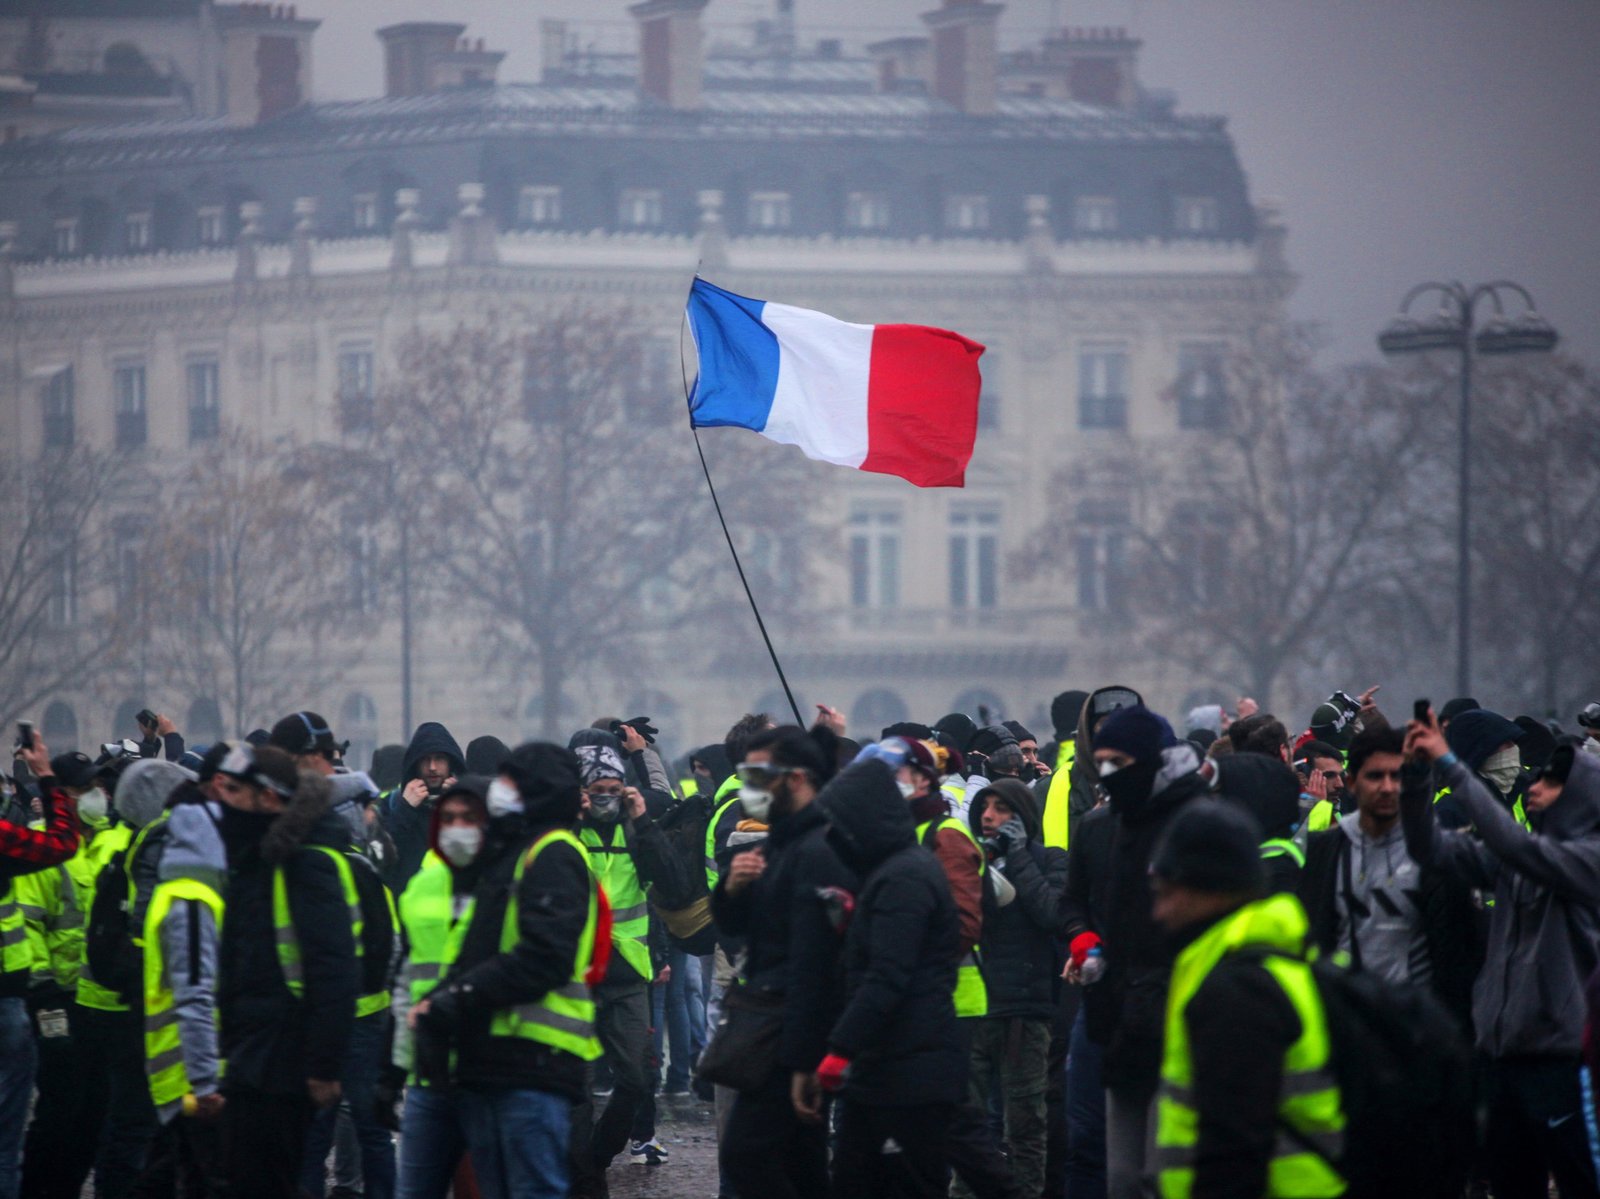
[860,324,986,488]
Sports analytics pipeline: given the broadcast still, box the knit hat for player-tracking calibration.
[933,713,978,754]
[1092,705,1174,765]
[1151,800,1266,895]
[1514,716,1558,772]
[574,744,625,787]
[882,721,935,743]
[1002,720,1035,746]
[465,735,511,777]
[268,711,338,758]
[1445,709,1524,772]
[968,724,1019,758]
[903,738,939,781]
[50,752,96,790]
[115,758,198,828]
[1050,690,1090,736]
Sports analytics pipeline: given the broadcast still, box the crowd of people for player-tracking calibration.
[2,685,1600,1199]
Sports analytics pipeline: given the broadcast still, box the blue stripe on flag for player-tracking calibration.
[686,278,780,432]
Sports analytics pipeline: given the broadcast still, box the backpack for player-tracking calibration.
[84,849,140,1003]
[1277,952,1475,1199]
[649,795,717,955]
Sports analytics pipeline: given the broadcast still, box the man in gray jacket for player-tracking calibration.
[1402,714,1600,1199]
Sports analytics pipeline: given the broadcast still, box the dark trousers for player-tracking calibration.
[301,1012,397,1199]
[1064,1007,1107,1199]
[721,1068,830,1199]
[74,1004,160,1199]
[21,1007,89,1199]
[833,1100,955,1199]
[223,1086,314,1199]
[944,1020,1019,1199]
[1486,1056,1600,1199]
[137,1118,227,1199]
[568,982,652,1196]
[1045,986,1080,1199]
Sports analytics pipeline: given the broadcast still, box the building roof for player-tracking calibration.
[0,0,201,14]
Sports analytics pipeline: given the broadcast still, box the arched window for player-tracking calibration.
[186,698,224,745]
[950,688,1006,726]
[42,701,78,753]
[341,692,379,772]
[851,689,908,740]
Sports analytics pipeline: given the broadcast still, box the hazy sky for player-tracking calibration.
[312,0,1600,367]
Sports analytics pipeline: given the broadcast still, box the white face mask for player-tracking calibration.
[1482,746,1522,795]
[486,778,524,818]
[1097,760,1120,779]
[437,825,483,867]
[739,785,773,822]
[76,786,109,824]
[897,780,918,800]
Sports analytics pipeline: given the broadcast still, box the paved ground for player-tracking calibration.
[609,1093,720,1199]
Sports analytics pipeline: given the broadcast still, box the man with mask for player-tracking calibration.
[213,744,358,1199]
[712,725,853,1199]
[378,723,466,887]
[410,745,602,1199]
[1441,709,1528,829]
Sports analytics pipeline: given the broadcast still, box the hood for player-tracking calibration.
[1213,753,1301,840]
[1072,684,1144,798]
[370,744,405,791]
[1186,705,1224,737]
[326,771,380,847]
[402,722,465,782]
[967,776,1040,841]
[430,774,491,861]
[159,797,226,892]
[261,771,339,865]
[691,744,731,788]
[819,758,916,870]
[465,735,511,776]
[1444,709,1523,773]
[1051,689,1090,740]
[1153,742,1204,798]
[1540,748,1600,842]
[114,758,196,829]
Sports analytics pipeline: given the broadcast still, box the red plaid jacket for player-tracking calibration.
[0,782,80,878]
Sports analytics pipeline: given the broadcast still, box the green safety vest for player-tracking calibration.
[580,823,651,981]
[397,854,461,1086]
[0,878,27,979]
[142,877,224,1114]
[75,823,135,1012]
[1260,838,1307,870]
[486,829,603,1062]
[1042,740,1075,851]
[1305,801,1334,834]
[1153,893,1345,1199]
[272,845,372,1013]
[703,775,742,890]
[678,777,700,799]
[916,816,989,1018]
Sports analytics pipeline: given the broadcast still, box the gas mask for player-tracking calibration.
[587,791,623,823]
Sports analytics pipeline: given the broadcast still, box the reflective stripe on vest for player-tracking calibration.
[272,846,364,1006]
[142,878,224,1114]
[1260,838,1307,870]
[703,776,742,890]
[1042,740,1075,851]
[75,824,135,1012]
[0,879,27,977]
[1154,893,1345,1198]
[488,829,602,1061]
[580,824,650,980]
[916,817,989,1019]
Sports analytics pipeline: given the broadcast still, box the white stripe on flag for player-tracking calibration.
[761,302,872,469]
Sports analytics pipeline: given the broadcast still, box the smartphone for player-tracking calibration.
[1413,699,1431,724]
[15,720,33,753]
[137,708,157,731]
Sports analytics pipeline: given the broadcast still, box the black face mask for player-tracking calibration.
[219,803,276,857]
[1100,758,1161,811]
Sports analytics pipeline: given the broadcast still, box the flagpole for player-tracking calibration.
[681,278,807,729]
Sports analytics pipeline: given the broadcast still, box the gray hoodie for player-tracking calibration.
[151,799,225,1121]
[1402,751,1600,1058]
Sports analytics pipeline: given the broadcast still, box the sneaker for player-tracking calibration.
[591,1085,613,1098]
[661,1087,691,1098]
[628,1138,669,1165]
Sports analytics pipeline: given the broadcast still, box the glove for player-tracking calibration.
[816,1053,851,1093]
[1069,931,1102,967]
[994,816,1027,858]
[417,983,464,1033]
[373,1063,405,1132]
[852,738,910,771]
[614,717,659,745]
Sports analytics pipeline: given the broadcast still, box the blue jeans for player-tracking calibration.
[396,1086,467,1199]
[653,946,708,1091]
[458,1088,571,1199]
[301,1012,396,1199]
[1064,1006,1107,1199]
[0,998,36,1199]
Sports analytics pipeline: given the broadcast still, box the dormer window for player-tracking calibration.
[352,193,378,231]
[619,188,663,228]
[125,211,152,250]
[945,194,989,232]
[53,219,79,256]
[845,191,890,232]
[197,206,224,245]
[519,185,561,225]
[1173,196,1219,235]
[747,191,792,230]
[1075,196,1118,233]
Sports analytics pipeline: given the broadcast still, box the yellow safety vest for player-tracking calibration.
[486,829,603,1062]
[678,777,701,799]
[1042,740,1075,851]
[272,845,368,1011]
[142,877,224,1115]
[75,823,135,1012]
[0,879,28,979]
[703,775,742,890]
[1261,838,1307,870]
[1305,800,1334,833]
[397,854,463,1086]
[1153,893,1345,1198]
[916,816,988,1018]
[580,823,651,981]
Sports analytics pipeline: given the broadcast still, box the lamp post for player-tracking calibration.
[1377,281,1559,698]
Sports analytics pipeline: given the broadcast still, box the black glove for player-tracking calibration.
[994,816,1027,858]
[373,1063,406,1132]
[614,717,659,745]
[417,983,464,1034]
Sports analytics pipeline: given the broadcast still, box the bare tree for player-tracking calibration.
[142,433,357,736]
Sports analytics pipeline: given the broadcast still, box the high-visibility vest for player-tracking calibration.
[397,854,461,1086]
[142,877,224,1115]
[678,777,700,799]
[1305,801,1334,833]
[0,879,28,979]
[580,823,651,981]
[75,823,135,1012]
[1153,893,1345,1198]
[703,775,742,890]
[917,816,988,1018]
[486,829,603,1062]
[1041,739,1075,851]
[272,845,368,1009]
[1260,838,1307,870]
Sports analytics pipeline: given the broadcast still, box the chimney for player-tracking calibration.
[629,0,709,110]
[867,37,931,93]
[430,36,506,89]
[218,4,320,126]
[377,22,467,98]
[289,196,316,279]
[922,1,1003,116]
[234,201,263,285]
[1054,27,1141,109]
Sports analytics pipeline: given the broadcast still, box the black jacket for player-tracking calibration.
[710,799,856,1075]
[378,722,467,887]
[967,778,1069,1021]
[217,773,359,1096]
[424,810,593,1101]
[823,760,964,1107]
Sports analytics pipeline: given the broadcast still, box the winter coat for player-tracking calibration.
[216,772,359,1095]
[152,796,226,1109]
[377,723,466,886]
[1403,751,1600,1059]
[966,778,1068,1021]
[823,760,965,1107]
[710,799,856,1075]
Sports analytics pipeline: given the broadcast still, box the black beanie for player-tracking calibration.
[1152,801,1266,895]
[882,721,934,743]
[465,735,511,776]
[969,724,1018,758]
[268,711,337,757]
[1002,720,1035,746]
[933,713,978,754]
[50,752,96,790]
[1051,690,1090,737]
[1439,697,1481,726]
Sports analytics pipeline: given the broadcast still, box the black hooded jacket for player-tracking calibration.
[217,772,359,1096]
[966,778,1069,1021]
[379,722,466,886]
[823,760,964,1107]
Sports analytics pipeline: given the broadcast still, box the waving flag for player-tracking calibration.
[686,278,985,488]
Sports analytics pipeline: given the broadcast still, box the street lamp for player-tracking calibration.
[1377,281,1559,698]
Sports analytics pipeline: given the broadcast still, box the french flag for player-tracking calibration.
[686,279,986,488]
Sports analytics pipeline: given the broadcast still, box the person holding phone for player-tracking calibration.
[135,711,186,763]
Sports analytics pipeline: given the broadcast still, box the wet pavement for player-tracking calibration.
[609,1093,720,1199]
